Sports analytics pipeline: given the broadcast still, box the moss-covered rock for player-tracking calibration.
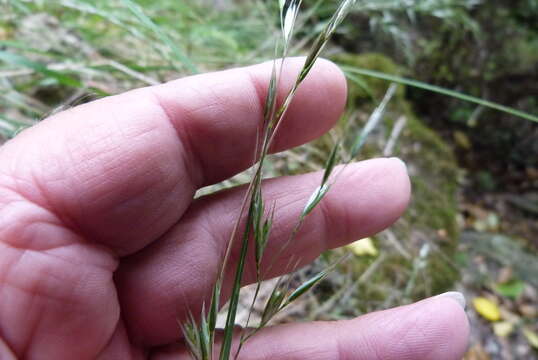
[321,53,462,309]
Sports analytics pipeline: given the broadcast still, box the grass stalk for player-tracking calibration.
[341,66,538,123]
[182,2,418,359]
[187,2,360,359]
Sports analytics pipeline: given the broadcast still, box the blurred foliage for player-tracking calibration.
[1,1,537,357]
[300,0,538,192]
[0,0,278,139]
[332,53,460,306]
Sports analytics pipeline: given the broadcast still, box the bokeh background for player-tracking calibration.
[1,1,537,358]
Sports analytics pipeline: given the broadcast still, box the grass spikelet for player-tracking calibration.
[181,306,214,360]
[302,183,331,218]
[199,305,211,360]
[255,204,275,274]
[261,286,287,325]
[282,254,350,309]
[301,79,396,222]
[322,141,340,184]
[280,0,303,53]
[298,0,357,83]
[182,314,203,360]
[185,1,361,359]
[285,271,326,306]
[302,140,340,218]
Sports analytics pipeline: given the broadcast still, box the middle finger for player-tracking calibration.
[115,158,410,346]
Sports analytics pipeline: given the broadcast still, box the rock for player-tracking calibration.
[461,232,538,288]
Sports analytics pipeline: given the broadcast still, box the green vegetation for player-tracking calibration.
[324,52,461,305]
[1,0,537,358]
[0,0,274,138]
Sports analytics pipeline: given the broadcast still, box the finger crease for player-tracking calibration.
[149,89,203,189]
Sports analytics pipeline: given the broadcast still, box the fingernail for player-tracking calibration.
[390,157,408,173]
[435,291,466,309]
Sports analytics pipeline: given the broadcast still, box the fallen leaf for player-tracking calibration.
[493,321,514,337]
[347,238,378,257]
[495,280,525,299]
[473,297,501,321]
[523,328,538,349]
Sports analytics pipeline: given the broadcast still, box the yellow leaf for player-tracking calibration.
[493,321,514,337]
[453,130,472,149]
[523,328,538,349]
[473,297,501,321]
[347,238,378,257]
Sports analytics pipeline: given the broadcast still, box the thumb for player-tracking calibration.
[152,292,469,360]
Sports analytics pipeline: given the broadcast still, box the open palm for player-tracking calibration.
[0,58,468,359]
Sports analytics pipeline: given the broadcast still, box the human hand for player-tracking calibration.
[0,58,469,359]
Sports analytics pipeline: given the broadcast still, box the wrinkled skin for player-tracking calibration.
[0,58,469,359]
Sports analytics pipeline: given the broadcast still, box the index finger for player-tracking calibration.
[0,58,346,255]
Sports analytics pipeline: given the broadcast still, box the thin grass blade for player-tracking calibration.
[0,50,82,88]
[0,115,29,139]
[5,0,29,13]
[120,0,198,73]
[341,66,538,123]
[345,72,375,100]
[59,0,146,39]
[350,83,397,158]
[302,183,330,218]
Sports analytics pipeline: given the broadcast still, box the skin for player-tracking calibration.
[0,58,469,359]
